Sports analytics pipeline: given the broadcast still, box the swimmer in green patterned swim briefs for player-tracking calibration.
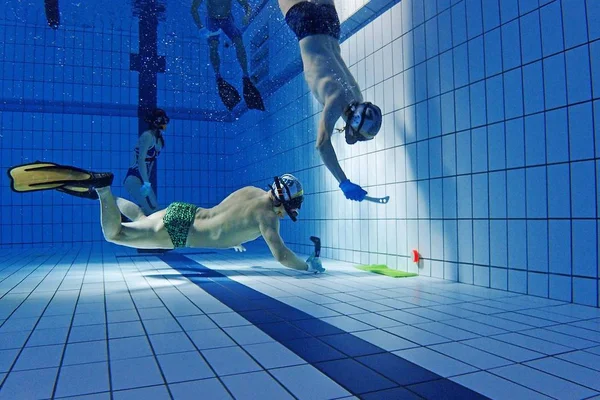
[7,161,324,273]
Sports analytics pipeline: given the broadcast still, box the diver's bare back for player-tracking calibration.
[185,186,271,249]
[301,47,360,106]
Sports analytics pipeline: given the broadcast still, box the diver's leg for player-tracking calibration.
[231,36,249,77]
[208,37,221,77]
[116,197,146,222]
[96,187,126,242]
[124,176,156,215]
[220,16,249,77]
[142,188,159,215]
[124,176,142,200]
[231,27,264,110]
[96,187,173,249]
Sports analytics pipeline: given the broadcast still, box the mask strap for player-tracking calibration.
[273,176,298,222]
[273,176,285,203]
[282,181,292,200]
[345,102,357,116]
[339,102,359,138]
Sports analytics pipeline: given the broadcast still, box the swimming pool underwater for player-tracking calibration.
[1,0,600,398]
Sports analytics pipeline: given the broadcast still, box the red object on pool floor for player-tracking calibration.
[412,250,420,263]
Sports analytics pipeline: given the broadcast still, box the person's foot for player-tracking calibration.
[242,77,265,111]
[68,172,114,190]
[56,172,113,200]
[216,77,241,111]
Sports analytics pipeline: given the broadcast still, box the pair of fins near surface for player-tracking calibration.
[217,77,265,112]
[7,161,113,200]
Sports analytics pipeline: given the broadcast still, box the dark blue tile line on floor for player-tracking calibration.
[116,251,217,258]
[160,253,489,400]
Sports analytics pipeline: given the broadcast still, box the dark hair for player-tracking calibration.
[145,108,170,128]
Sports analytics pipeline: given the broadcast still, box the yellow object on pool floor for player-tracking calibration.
[356,264,418,278]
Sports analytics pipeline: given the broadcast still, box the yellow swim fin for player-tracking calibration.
[7,161,113,194]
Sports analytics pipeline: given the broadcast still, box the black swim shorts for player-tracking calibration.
[285,2,341,41]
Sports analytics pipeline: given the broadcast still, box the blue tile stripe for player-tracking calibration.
[160,253,489,399]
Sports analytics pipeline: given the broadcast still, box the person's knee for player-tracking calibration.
[124,179,140,193]
[103,229,122,244]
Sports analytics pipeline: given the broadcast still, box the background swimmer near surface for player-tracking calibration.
[124,108,169,215]
[191,0,265,111]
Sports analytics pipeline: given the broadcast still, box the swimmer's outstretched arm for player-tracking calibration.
[259,217,309,271]
[318,95,369,201]
[136,132,153,185]
[317,96,348,184]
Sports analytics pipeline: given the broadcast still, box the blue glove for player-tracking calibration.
[199,27,221,39]
[140,181,152,196]
[339,179,367,201]
[306,255,325,274]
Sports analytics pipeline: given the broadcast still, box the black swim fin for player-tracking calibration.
[217,77,241,111]
[243,77,265,111]
[44,0,60,29]
[56,186,99,200]
[7,161,113,199]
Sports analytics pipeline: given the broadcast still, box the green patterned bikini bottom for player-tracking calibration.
[162,202,198,248]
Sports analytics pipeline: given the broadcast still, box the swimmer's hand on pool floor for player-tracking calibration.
[306,255,325,274]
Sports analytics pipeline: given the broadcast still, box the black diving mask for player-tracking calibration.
[155,115,170,130]
[343,101,382,145]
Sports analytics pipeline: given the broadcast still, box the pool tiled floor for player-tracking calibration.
[0,244,599,399]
